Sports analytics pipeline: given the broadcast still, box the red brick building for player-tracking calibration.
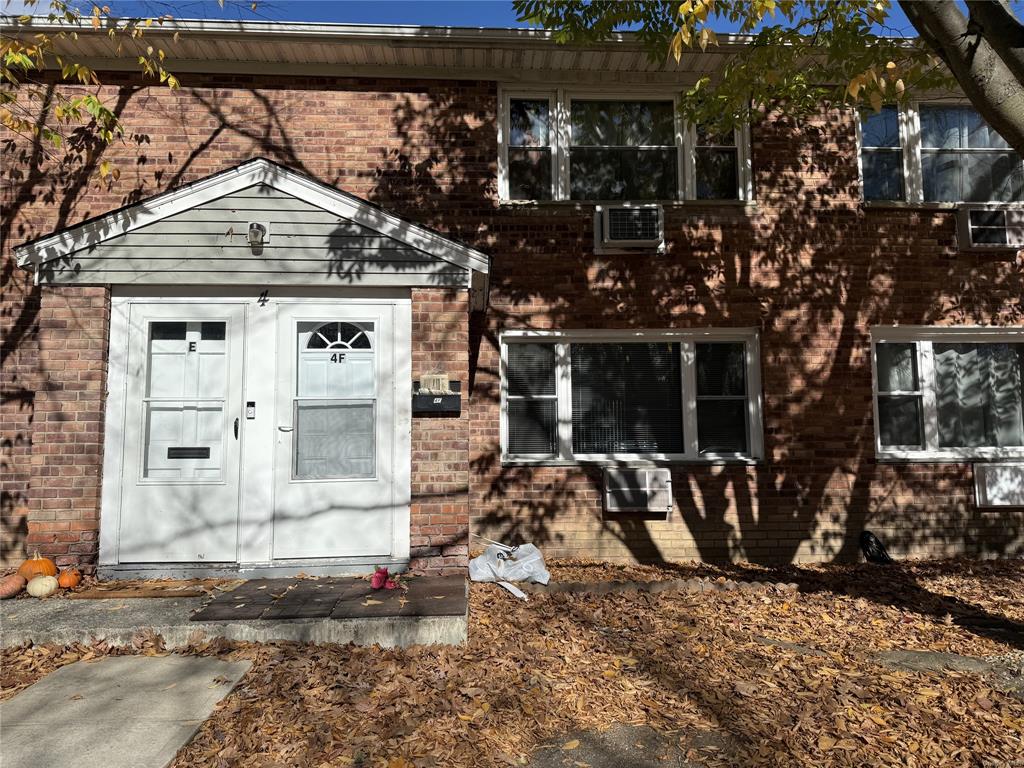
[2,21,1022,575]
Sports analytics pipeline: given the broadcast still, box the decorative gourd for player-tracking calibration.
[58,569,82,589]
[17,551,58,581]
[0,574,26,599]
[26,575,59,598]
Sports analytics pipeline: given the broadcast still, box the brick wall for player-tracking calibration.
[410,288,471,574]
[2,73,1022,571]
[471,110,1024,564]
[25,286,109,569]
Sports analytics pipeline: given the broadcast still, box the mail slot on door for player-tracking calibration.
[412,379,461,414]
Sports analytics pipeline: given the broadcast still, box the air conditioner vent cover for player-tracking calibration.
[603,468,673,514]
[957,205,1024,250]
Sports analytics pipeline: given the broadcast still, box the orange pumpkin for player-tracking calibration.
[58,569,82,589]
[0,574,26,599]
[17,551,58,581]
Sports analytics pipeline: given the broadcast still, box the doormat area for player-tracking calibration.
[189,575,466,622]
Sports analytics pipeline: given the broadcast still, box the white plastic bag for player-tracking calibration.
[469,543,550,585]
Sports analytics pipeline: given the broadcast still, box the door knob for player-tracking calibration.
[277,425,294,432]
[233,418,239,439]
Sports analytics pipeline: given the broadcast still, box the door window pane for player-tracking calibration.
[294,401,375,479]
[294,321,377,479]
[143,320,227,480]
[506,343,557,456]
[571,343,683,453]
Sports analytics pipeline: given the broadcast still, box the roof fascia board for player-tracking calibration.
[15,159,489,275]
[3,16,757,49]
[50,57,707,85]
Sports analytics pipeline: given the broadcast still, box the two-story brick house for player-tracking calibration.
[2,20,1022,576]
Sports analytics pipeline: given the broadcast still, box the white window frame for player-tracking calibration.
[498,87,753,203]
[500,328,764,464]
[858,100,1024,204]
[871,326,1024,461]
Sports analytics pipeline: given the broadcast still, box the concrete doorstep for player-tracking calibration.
[0,595,468,650]
[0,655,251,768]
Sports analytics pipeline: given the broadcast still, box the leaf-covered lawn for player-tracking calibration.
[3,557,1022,767]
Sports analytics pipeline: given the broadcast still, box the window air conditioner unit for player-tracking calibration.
[594,204,665,253]
[974,463,1024,508]
[603,468,673,514]
[956,204,1024,251]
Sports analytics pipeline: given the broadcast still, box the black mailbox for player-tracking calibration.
[412,380,461,414]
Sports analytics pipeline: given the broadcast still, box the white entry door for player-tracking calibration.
[118,303,245,562]
[271,303,399,560]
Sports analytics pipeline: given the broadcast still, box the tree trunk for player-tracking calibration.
[900,0,1024,155]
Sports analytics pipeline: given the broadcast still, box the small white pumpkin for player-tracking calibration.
[26,575,59,598]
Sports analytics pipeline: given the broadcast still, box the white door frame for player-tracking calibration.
[100,287,412,575]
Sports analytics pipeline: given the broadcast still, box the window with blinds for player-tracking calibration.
[503,333,760,461]
[505,343,558,456]
[871,331,1024,460]
[570,343,683,453]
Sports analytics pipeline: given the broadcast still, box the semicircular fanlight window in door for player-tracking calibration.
[306,321,372,350]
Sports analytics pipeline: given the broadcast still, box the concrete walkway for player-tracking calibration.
[0,655,250,768]
[0,594,467,648]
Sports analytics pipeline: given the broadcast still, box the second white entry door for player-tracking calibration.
[271,303,400,560]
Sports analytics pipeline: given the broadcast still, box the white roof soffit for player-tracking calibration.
[1,17,756,81]
[14,158,490,277]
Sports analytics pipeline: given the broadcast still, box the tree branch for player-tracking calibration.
[964,0,1024,86]
[900,0,1024,154]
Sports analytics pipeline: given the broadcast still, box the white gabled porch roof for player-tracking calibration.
[15,158,490,309]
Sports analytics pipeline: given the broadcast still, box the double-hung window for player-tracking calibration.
[872,328,1024,460]
[500,91,751,202]
[501,329,763,462]
[859,103,1024,203]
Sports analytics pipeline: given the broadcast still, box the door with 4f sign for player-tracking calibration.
[272,304,399,559]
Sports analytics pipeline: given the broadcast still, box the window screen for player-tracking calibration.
[920,106,1024,202]
[506,343,558,455]
[570,343,683,453]
[569,100,678,200]
[861,106,904,201]
[508,99,553,200]
[695,128,739,200]
[874,342,923,448]
[695,342,748,453]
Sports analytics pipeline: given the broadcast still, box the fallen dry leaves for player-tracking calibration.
[2,557,1022,767]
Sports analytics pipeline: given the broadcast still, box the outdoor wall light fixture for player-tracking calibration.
[247,222,268,253]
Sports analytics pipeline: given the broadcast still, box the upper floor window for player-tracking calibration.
[500,90,751,203]
[569,99,678,200]
[859,103,1024,203]
[508,98,553,201]
[871,327,1024,460]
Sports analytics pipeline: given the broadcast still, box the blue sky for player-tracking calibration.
[4,0,921,34]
